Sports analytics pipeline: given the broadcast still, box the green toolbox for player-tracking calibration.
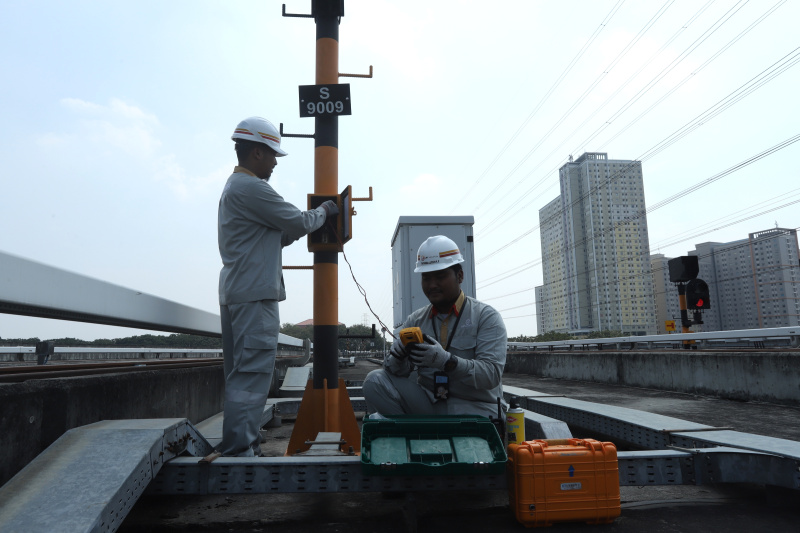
[361,415,507,476]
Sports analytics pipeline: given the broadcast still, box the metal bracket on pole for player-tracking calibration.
[349,186,373,215]
[352,186,373,202]
[339,65,373,79]
[280,123,315,139]
[282,4,314,18]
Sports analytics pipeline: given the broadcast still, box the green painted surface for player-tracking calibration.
[409,439,453,462]
[369,437,408,464]
[452,436,494,463]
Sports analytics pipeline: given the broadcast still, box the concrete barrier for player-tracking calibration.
[504,351,800,406]
[0,366,224,486]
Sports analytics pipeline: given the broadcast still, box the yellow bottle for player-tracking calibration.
[506,398,525,445]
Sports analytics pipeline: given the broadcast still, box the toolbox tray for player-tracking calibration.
[361,415,507,476]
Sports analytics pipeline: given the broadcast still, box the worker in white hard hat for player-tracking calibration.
[218,116,339,457]
[363,235,507,419]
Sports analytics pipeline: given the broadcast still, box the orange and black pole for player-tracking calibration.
[312,0,340,389]
[285,0,361,455]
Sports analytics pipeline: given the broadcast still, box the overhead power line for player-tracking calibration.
[477,0,788,238]
[476,47,800,265]
[470,0,676,215]
[571,0,754,154]
[651,185,800,250]
[475,0,716,231]
[598,0,788,151]
[448,0,626,214]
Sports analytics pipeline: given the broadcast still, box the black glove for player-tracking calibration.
[389,337,408,360]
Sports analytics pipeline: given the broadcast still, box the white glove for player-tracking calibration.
[407,334,450,370]
[389,337,408,360]
[319,200,339,218]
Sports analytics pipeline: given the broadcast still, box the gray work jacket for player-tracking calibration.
[218,169,326,305]
[385,296,507,408]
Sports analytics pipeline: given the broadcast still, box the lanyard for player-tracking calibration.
[430,302,464,352]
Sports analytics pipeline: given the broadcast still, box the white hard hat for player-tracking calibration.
[414,235,465,273]
[231,116,288,157]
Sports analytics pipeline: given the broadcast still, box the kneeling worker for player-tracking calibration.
[363,235,507,418]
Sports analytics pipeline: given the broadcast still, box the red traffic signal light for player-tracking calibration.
[686,279,711,310]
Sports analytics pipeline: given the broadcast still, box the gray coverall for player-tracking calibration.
[218,166,326,456]
[363,295,507,419]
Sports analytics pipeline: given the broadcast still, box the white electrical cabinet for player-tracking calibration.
[391,216,476,329]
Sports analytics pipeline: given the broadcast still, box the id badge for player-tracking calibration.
[433,371,449,401]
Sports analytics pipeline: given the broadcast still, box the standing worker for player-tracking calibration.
[218,116,339,457]
[363,235,507,418]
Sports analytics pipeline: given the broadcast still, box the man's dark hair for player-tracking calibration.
[234,139,269,163]
[450,263,463,276]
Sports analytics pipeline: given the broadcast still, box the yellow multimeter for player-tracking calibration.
[398,327,424,346]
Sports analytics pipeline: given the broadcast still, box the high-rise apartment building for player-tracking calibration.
[650,253,682,334]
[648,227,800,333]
[536,152,656,335]
[690,227,800,330]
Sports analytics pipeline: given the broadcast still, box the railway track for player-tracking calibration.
[0,358,223,383]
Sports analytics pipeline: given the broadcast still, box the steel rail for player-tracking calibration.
[0,357,221,374]
[0,359,222,383]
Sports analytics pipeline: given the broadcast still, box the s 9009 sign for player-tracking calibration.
[298,84,351,117]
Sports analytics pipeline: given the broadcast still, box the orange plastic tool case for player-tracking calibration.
[507,438,620,527]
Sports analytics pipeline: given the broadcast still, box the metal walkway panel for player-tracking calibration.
[686,446,799,489]
[195,412,225,447]
[520,408,573,440]
[673,431,800,490]
[268,397,367,418]
[0,418,211,533]
[151,451,697,494]
[527,396,715,449]
[503,384,562,399]
[617,450,694,486]
[149,455,507,495]
[672,430,800,461]
[279,366,311,397]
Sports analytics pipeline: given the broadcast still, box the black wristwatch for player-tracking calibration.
[444,353,458,372]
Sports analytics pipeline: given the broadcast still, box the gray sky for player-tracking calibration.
[1,0,798,341]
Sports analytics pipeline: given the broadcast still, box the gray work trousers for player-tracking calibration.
[219,300,279,457]
[362,368,499,418]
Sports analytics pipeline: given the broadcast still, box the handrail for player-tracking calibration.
[508,326,800,350]
[0,250,309,348]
